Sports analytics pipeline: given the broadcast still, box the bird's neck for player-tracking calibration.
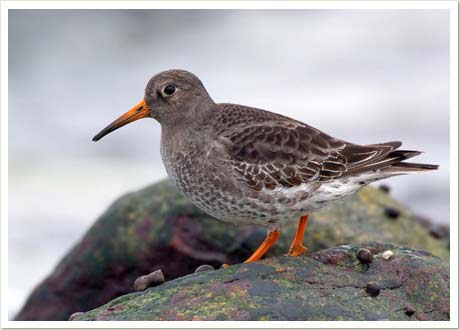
[162,101,216,132]
[160,107,215,151]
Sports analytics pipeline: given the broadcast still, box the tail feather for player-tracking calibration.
[343,141,438,176]
[388,150,422,159]
[383,162,439,174]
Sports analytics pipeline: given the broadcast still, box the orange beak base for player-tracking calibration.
[92,100,150,142]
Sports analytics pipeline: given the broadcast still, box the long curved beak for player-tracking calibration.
[92,100,151,142]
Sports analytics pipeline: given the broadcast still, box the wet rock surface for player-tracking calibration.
[73,242,450,321]
[15,179,449,320]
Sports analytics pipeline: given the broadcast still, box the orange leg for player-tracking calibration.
[243,227,280,263]
[286,214,309,256]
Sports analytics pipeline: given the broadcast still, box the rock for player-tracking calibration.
[383,206,401,220]
[68,312,84,321]
[194,265,215,273]
[365,282,381,297]
[378,184,391,194]
[356,248,373,264]
[72,242,450,321]
[15,179,449,320]
[429,224,450,240]
[382,250,394,260]
[404,301,416,316]
[414,215,450,241]
[133,270,165,291]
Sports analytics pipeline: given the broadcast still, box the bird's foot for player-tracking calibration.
[286,214,309,257]
[286,244,308,257]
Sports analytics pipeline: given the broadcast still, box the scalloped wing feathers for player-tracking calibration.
[213,104,426,192]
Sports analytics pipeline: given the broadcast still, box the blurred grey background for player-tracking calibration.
[9,9,450,317]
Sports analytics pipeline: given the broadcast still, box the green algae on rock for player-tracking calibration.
[15,179,449,320]
[74,242,449,321]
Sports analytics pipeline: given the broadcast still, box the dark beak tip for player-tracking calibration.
[92,133,103,142]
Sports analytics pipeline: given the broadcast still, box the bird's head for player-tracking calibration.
[92,69,213,142]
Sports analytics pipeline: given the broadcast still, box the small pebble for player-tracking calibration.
[382,250,394,260]
[134,275,150,291]
[194,264,215,273]
[356,248,373,264]
[403,302,416,316]
[384,206,400,219]
[133,269,165,291]
[68,312,84,321]
[379,184,391,194]
[365,283,381,297]
[429,225,449,240]
[429,226,442,239]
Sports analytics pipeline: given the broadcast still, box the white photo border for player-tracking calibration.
[1,1,458,328]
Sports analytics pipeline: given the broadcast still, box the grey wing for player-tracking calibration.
[212,104,408,192]
[219,123,405,192]
[219,122,347,192]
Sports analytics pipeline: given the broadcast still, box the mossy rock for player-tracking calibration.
[74,242,450,321]
[15,179,448,320]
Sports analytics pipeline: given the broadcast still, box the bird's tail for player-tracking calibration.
[382,160,439,174]
[344,141,439,177]
[374,148,439,175]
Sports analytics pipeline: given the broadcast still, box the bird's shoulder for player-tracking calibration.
[212,103,302,132]
[212,103,347,162]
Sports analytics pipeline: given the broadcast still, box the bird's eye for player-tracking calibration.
[163,84,176,96]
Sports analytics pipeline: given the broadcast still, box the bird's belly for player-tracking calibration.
[168,174,361,227]
[163,164,279,226]
[161,150,267,225]
[171,174,275,226]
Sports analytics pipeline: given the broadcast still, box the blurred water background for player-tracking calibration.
[8,9,450,318]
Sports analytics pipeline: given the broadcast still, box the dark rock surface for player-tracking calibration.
[73,242,450,321]
[15,179,449,320]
